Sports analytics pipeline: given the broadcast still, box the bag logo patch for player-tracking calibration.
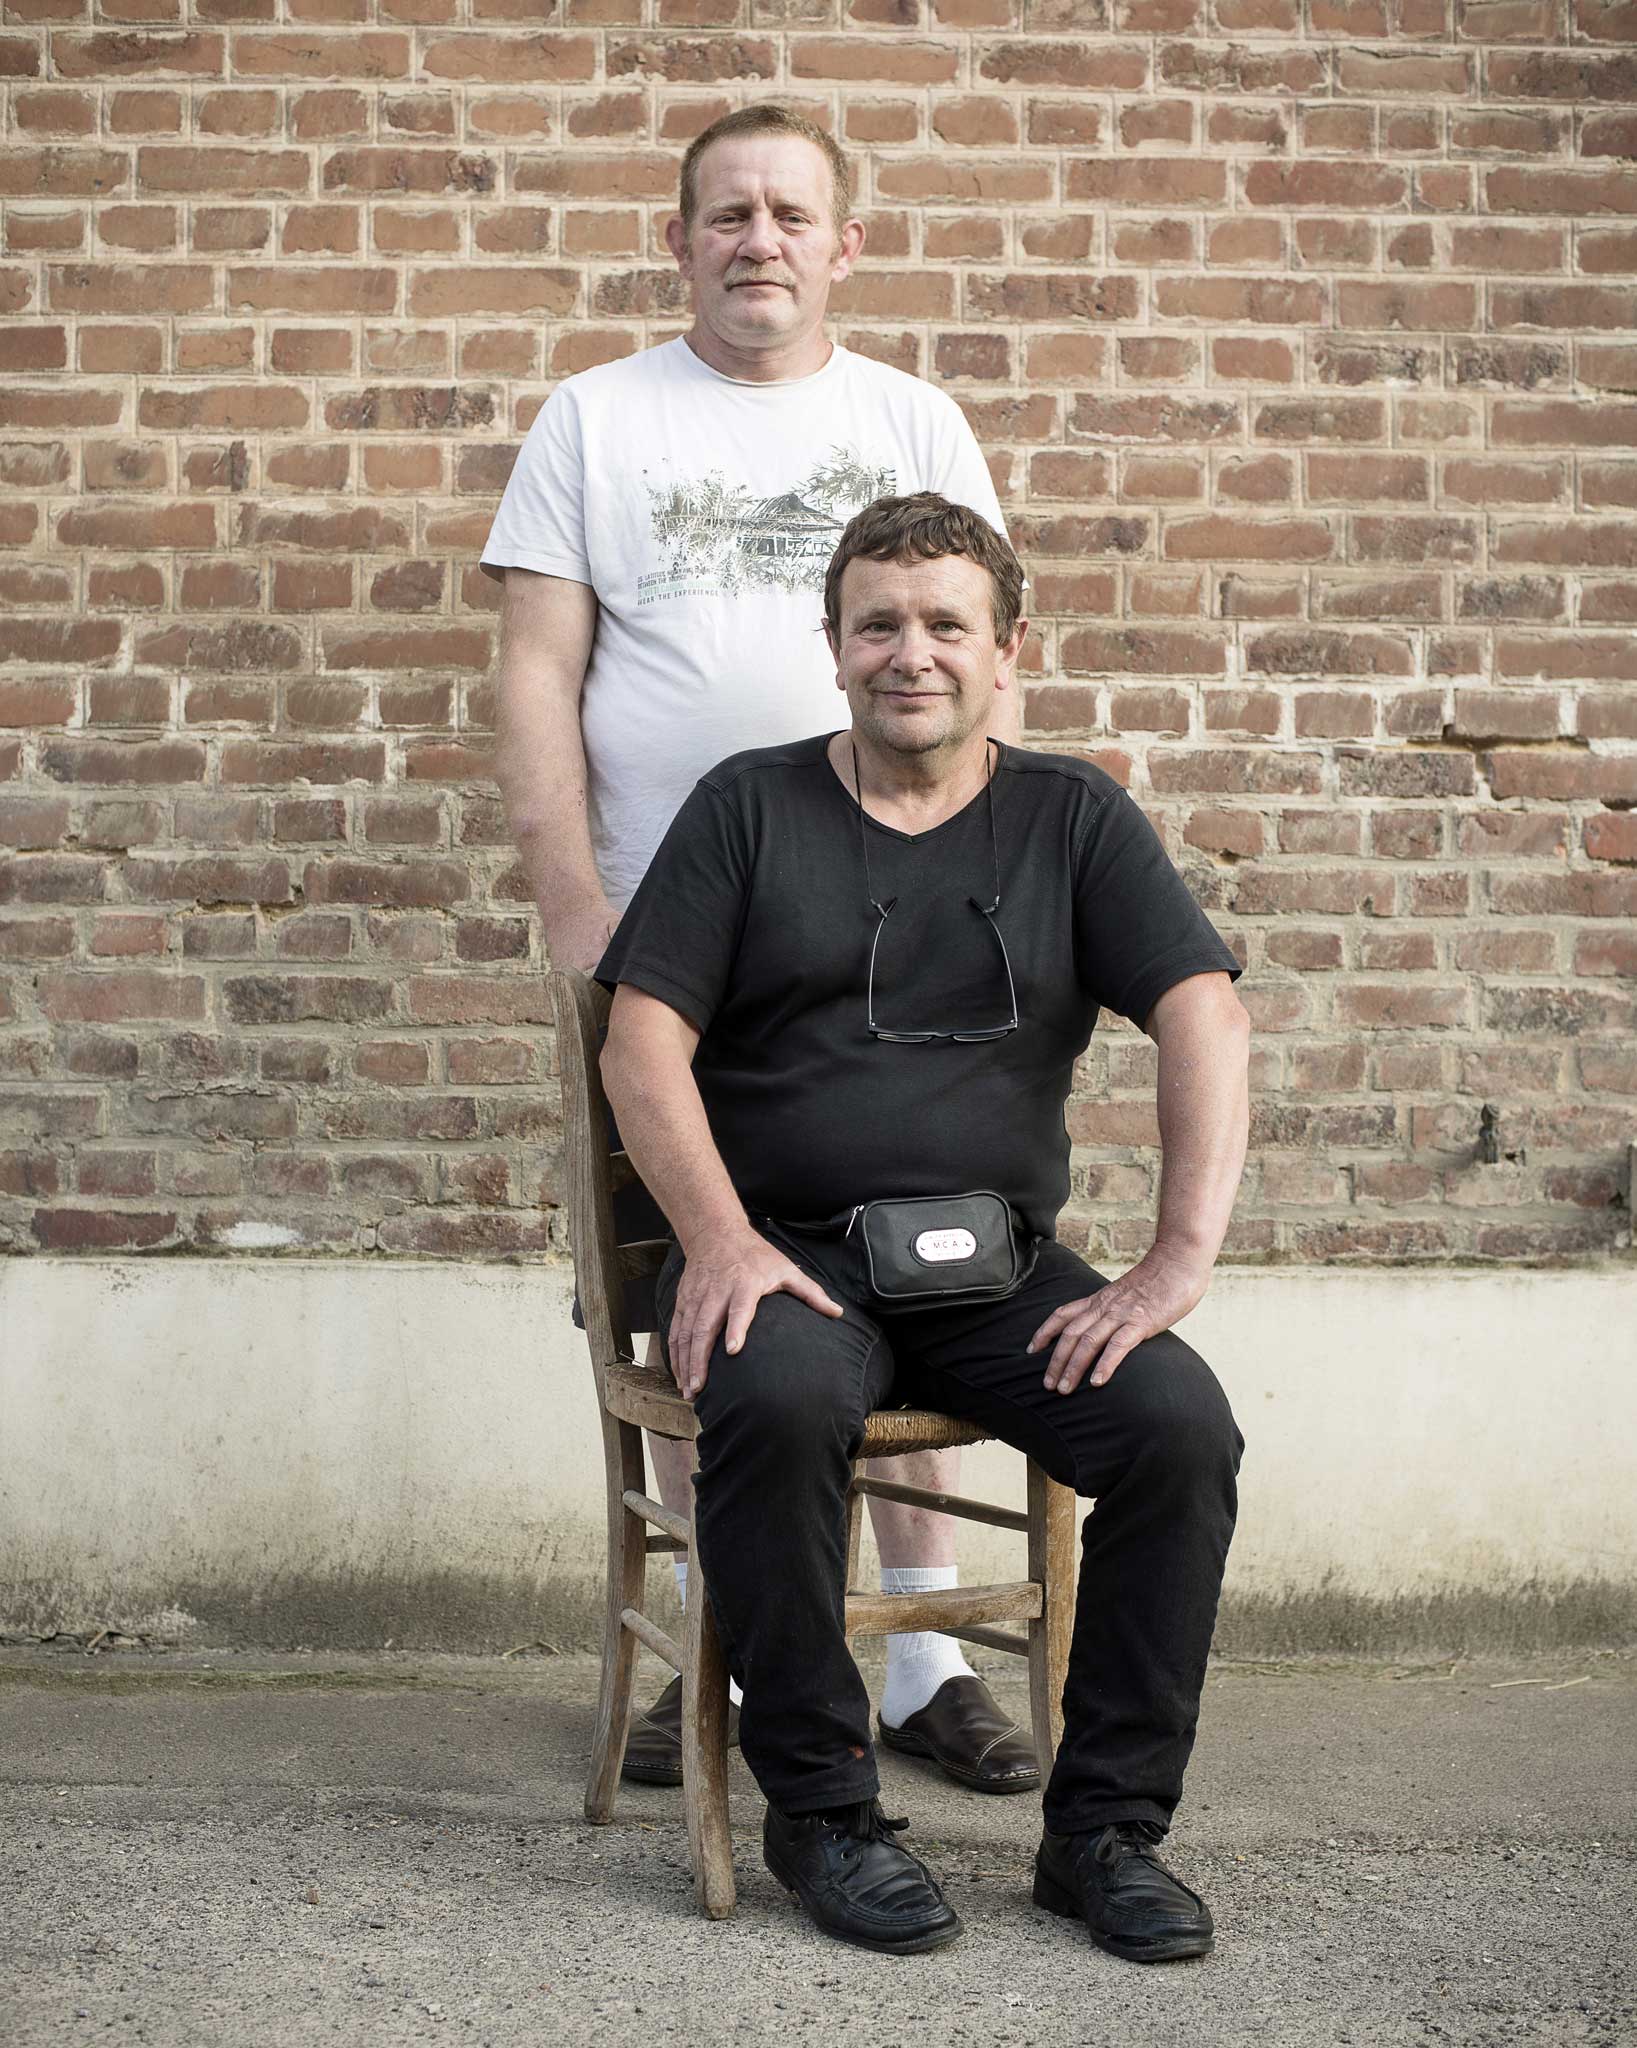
[913,1227,977,1264]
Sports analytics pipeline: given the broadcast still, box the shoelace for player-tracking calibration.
[817,1800,910,1847]
[1093,1820,1166,1868]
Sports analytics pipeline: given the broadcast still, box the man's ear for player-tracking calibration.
[664,213,691,275]
[823,619,842,678]
[829,216,866,286]
[996,617,1028,688]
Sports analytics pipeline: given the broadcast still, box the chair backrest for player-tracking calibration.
[548,967,631,1379]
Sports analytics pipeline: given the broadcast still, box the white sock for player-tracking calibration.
[878,1567,976,1727]
[671,1559,742,1706]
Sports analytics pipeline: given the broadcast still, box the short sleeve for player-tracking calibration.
[1073,789,1241,1030]
[594,781,750,1035]
[479,383,593,586]
[928,394,1008,542]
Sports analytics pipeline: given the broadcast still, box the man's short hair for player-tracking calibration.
[678,104,853,232]
[824,494,1026,646]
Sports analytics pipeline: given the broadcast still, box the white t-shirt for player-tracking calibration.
[480,337,1006,908]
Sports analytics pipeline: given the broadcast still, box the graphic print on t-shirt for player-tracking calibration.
[639,445,896,604]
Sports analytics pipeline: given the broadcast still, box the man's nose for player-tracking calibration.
[738,208,781,262]
[891,629,936,675]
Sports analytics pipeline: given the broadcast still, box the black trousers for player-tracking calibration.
[656,1225,1243,1838]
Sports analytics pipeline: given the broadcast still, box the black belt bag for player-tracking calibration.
[785,1191,1039,1308]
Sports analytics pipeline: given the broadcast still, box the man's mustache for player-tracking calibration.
[726,270,796,290]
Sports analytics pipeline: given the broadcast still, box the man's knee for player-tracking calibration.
[1101,1331,1243,1492]
[693,1292,868,1468]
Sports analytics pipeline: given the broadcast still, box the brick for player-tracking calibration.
[1336,49,1472,96]
[1160,43,1325,95]
[1118,337,1198,384]
[420,30,594,79]
[1441,460,1565,508]
[39,969,205,1023]
[1067,396,1238,446]
[122,855,293,905]
[1155,276,1324,325]
[51,33,224,79]
[137,146,309,197]
[0,614,124,672]
[0,148,128,205]
[0,317,70,372]
[220,973,390,1025]
[1243,161,1407,210]
[1164,516,1333,562]
[878,157,1053,206]
[90,913,167,958]
[1338,750,1475,798]
[301,858,467,909]
[790,36,958,83]
[33,1208,180,1251]
[1493,522,1637,569]
[1148,750,1322,796]
[1458,579,1567,624]
[606,34,773,82]
[1336,985,1469,1031]
[1353,516,1479,565]
[1335,282,1479,332]
[1586,814,1637,865]
[1307,455,1426,505]
[1063,628,1224,679]
[1255,396,1384,443]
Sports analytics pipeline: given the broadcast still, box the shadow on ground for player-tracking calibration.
[2,1648,1631,2047]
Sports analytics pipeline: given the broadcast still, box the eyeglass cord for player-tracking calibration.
[849,735,1003,919]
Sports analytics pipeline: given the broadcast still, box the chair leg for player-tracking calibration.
[844,1462,865,1596]
[584,1415,647,1825]
[682,1500,737,1919]
[1027,1463,1076,1779]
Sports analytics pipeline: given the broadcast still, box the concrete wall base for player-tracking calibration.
[4,1257,1634,1655]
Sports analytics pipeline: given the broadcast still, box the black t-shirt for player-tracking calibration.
[596,735,1240,1239]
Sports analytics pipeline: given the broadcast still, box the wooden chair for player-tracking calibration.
[550,966,1076,1920]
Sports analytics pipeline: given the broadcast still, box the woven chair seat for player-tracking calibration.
[601,1358,992,1456]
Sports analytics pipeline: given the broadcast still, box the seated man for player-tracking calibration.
[598,494,1250,1962]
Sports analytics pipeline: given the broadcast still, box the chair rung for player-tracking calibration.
[645,1532,685,1554]
[851,1475,1029,1534]
[845,1579,1042,1639]
[620,1605,682,1673]
[622,1488,690,1547]
[618,1239,671,1282]
[944,1624,1029,1658]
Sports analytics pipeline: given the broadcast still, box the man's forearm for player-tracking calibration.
[493,571,609,949]
[602,1014,748,1257]
[1150,983,1251,1271]
[496,655,607,931]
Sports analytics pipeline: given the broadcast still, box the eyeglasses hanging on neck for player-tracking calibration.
[851,738,1019,1045]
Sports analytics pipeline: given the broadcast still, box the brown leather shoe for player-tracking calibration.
[620,1674,740,1787]
[877,1674,1040,1795]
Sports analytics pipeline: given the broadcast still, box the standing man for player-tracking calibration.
[482,104,1038,1794]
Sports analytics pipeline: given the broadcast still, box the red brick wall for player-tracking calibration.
[1,12,1634,1264]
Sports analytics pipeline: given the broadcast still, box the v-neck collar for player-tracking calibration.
[823,732,1003,846]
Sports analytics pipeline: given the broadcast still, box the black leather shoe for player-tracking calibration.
[764,1800,963,1955]
[1034,1823,1214,1964]
[620,1674,740,1787]
[878,1675,1041,1795]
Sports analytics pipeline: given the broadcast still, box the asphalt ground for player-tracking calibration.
[2,1646,1632,2048]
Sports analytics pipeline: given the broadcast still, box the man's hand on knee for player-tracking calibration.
[1026,1248,1212,1396]
[668,1227,844,1399]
